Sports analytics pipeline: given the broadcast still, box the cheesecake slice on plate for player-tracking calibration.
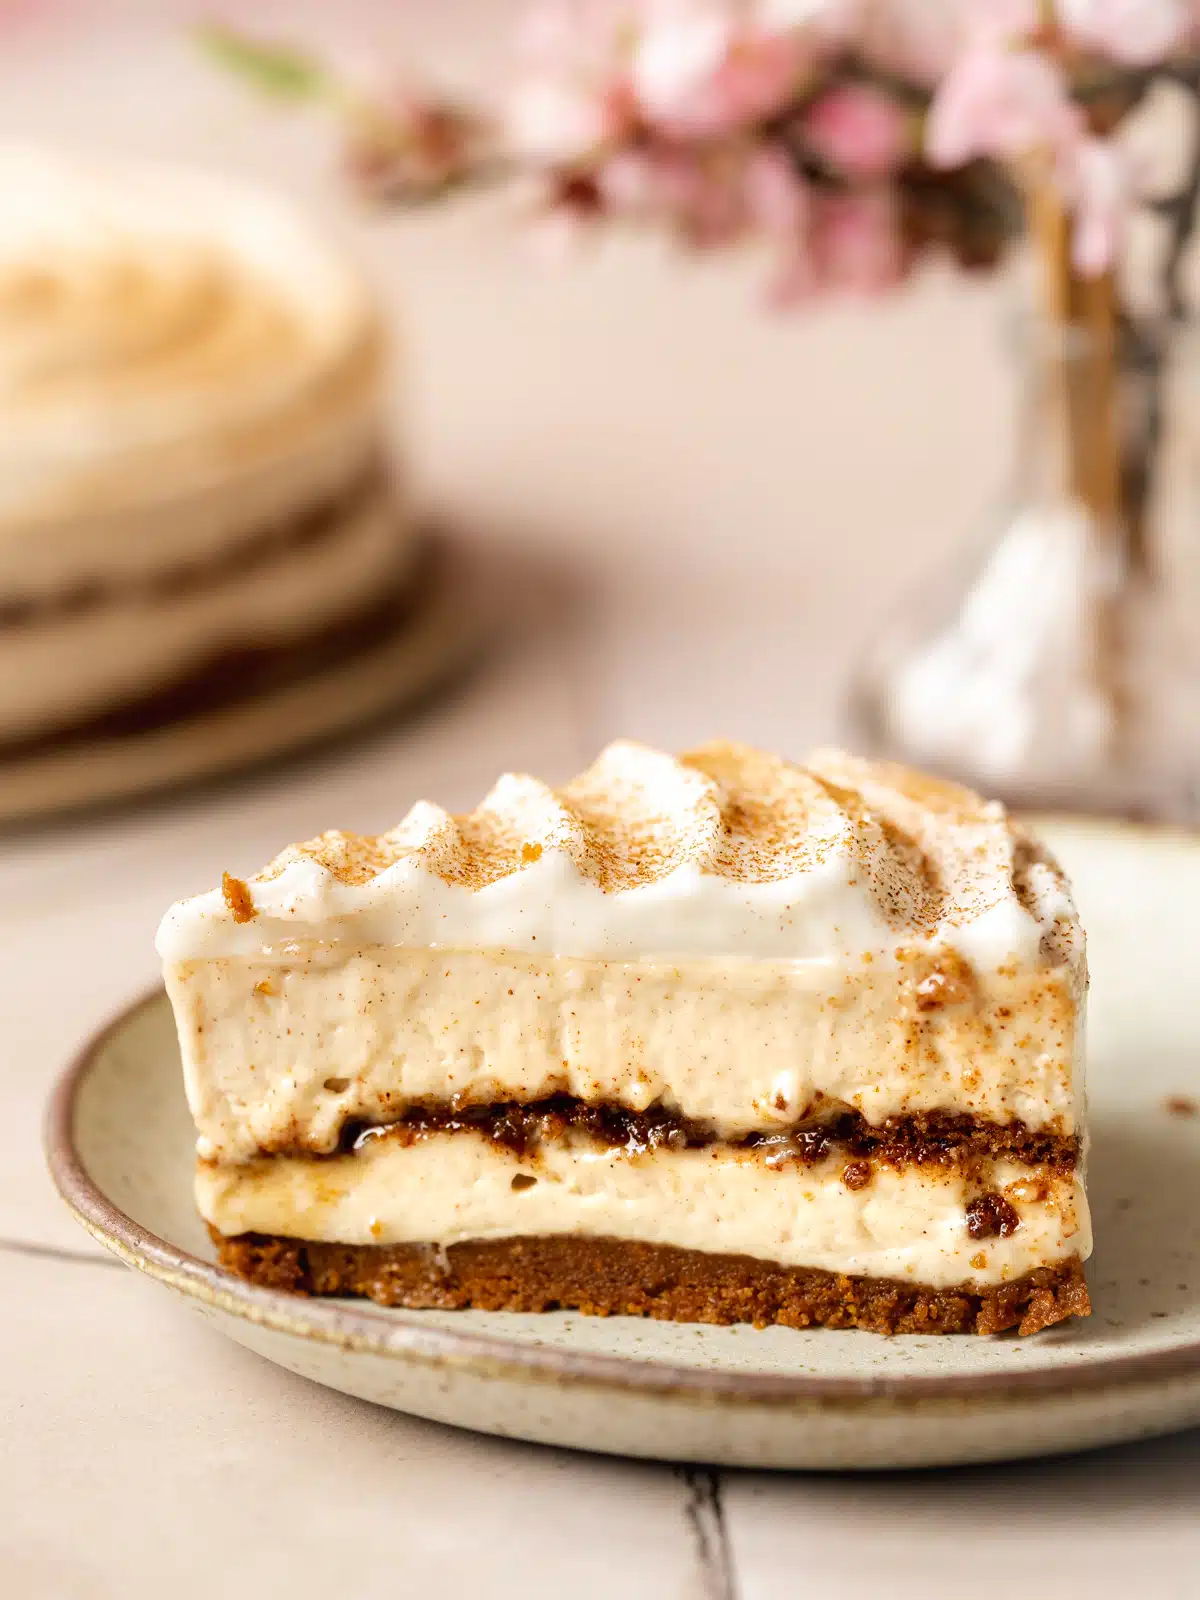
[157,742,1091,1335]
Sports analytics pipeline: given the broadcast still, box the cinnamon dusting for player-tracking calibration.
[245,742,1075,956]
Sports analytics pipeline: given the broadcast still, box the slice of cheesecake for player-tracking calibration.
[157,741,1091,1335]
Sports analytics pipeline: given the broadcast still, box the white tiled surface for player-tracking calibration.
[1,6,1198,1597]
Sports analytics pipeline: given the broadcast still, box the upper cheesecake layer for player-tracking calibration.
[157,741,1083,972]
[168,945,1082,1161]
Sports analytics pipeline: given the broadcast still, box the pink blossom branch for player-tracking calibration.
[199,6,1200,300]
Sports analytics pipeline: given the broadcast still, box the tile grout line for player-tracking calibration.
[0,1237,123,1269]
[676,1467,741,1600]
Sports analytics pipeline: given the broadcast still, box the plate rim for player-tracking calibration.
[43,821,1200,1414]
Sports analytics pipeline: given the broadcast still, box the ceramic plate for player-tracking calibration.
[45,819,1200,1470]
[0,537,483,827]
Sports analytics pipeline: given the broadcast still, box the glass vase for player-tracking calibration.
[851,312,1200,821]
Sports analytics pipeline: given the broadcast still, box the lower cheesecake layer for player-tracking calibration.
[197,1124,1090,1290]
[211,1230,1091,1336]
[0,472,412,747]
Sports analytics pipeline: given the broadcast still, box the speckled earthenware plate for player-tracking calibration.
[45,818,1200,1470]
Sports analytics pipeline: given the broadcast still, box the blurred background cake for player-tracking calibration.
[0,145,415,755]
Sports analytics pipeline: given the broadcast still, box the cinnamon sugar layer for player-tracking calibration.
[337,1097,1081,1174]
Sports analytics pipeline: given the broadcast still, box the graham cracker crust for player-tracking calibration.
[211,1229,1091,1337]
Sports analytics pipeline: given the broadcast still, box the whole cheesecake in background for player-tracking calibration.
[0,147,414,751]
[158,742,1092,1336]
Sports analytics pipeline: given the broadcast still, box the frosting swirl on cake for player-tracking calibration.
[157,741,1082,970]
[0,148,383,597]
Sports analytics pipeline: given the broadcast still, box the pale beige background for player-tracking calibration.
[0,5,1196,1597]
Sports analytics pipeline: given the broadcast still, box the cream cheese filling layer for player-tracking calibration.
[166,947,1082,1164]
[197,1132,1091,1290]
[0,406,380,602]
[0,484,411,740]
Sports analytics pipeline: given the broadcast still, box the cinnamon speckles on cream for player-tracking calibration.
[914,958,974,1011]
[158,741,1086,975]
[261,740,1045,908]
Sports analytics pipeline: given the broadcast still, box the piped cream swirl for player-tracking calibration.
[157,741,1083,974]
[0,148,383,594]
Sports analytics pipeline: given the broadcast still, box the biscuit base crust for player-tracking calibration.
[211,1229,1091,1337]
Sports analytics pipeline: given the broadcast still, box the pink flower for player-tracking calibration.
[853,0,1036,87]
[597,148,662,213]
[802,83,911,178]
[1064,136,1131,273]
[1057,0,1188,66]
[673,160,746,245]
[812,188,904,293]
[602,142,811,264]
[649,149,709,216]
[506,74,627,164]
[631,4,803,138]
[743,147,817,307]
[631,4,731,130]
[506,2,636,163]
[744,145,809,238]
[927,46,1081,168]
[600,146,744,243]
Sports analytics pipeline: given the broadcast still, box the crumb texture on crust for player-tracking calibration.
[212,1230,1091,1337]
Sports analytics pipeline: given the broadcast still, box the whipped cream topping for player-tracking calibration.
[157,741,1082,971]
[0,147,382,564]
